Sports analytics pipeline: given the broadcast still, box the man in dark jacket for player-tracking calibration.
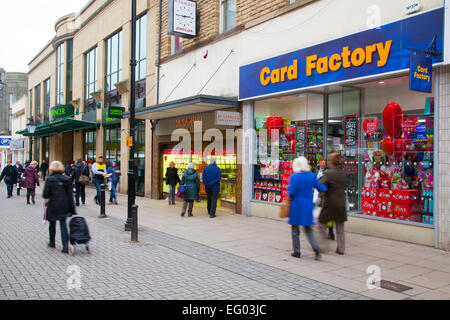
[72,159,90,206]
[165,162,180,205]
[40,159,49,181]
[318,153,348,255]
[202,158,222,218]
[0,160,19,198]
[15,161,24,195]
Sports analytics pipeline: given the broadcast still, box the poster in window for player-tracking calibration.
[295,121,307,158]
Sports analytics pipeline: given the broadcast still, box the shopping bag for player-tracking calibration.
[176,186,185,198]
[313,206,321,225]
[179,185,187,193]
[107,181,112,191]
[279,198,290,219]
[43,201,48,224]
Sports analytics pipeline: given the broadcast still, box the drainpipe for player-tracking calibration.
[156,0,162,105]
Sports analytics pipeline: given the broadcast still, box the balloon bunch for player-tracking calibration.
[380,103,408,161]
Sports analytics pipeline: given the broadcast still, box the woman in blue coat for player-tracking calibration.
[288,157,328,260]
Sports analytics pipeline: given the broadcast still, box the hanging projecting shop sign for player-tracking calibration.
[168,0,198,39]
[239,7,444,101]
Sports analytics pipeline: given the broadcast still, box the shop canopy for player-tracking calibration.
[124,95,239,120]
[16,118,99,137]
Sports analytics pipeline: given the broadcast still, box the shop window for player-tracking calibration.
[253,93,324,204]
[105,125,121,166]
[358,76,435,225]
[84,130,96,162]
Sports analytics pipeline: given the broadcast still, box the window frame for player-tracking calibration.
[56,43,65,105]
[220,0,237,34]
[136,14,147,81]
[84,46,98,111]
[105,30,123,93]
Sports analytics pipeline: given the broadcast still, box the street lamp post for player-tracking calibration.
[125,0,138,234]
[26,118,37,161]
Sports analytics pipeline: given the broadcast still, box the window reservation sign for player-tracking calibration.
[239,7,444,101]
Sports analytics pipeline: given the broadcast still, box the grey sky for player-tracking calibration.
[0,0,88,73]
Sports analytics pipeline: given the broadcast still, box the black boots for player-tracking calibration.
[328,227,335,240]
[48,242,56,248]
[62,244,69,254]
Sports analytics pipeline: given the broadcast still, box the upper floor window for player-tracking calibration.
[44,78,50,122]
[56,43,65,105]
[85,47,98,111]
[8,93,14,106]
[29,89,33,117]
[66,40,73,103]
[35,84,41,119]
[136,14,147,81]
[106,31,123,92]
[171,36,183,55]
[221,0,236,33]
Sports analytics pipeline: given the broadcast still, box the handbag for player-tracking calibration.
[78,175,90,186]
[279,198,291,219]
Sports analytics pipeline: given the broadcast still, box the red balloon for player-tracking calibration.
[383,102,403,138]
[284,126,295,142]
[381,138,394,156]
[266,117,284,138]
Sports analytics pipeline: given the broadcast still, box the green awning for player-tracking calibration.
[16,118,99,137]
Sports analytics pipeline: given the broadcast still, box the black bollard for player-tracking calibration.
[100,183,107,218]
[131,204,138,242]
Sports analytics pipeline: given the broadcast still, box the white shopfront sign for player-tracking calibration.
[215,111,242,126]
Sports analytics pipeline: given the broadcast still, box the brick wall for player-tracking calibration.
[438,65,450,250]
[157,0,293,60]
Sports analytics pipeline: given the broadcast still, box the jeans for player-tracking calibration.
[93,179,103,202]
[168,185,176,204]
[6,183,13,197]
[110,181,118,201]
[206,191,219,216]
[291,225,321,255]
[181,200,194,215]
[75,183,85,206]
[49,219,68,246]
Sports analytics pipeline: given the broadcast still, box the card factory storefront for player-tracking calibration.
[239,8,447,246]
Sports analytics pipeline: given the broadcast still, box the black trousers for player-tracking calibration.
[75,183,85,206]
[207,191,219,216]
[26,188,35,203]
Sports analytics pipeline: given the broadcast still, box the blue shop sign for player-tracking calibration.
[0,136,12,148]
[239,8,444,101]
[409,55,433,93]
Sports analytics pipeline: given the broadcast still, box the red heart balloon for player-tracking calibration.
[380,138,394,156]
[363,119,380,137]
[400,116,419,136]
[266,117,284,138]
[383,103,403,138]
[284,126,295,141]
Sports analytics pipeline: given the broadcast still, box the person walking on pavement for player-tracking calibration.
[92,156,108,205]
[202,158,222,219]
[288,157,328,261]
[318,153,348,255]
[72,159,90,207]
[65,160,74,178]
[15,161,25,196]
[107,161,121,205]
[180,163,200,217]
[165,161,180,205]
[23,161,40,205]
[316,158,335,241]
[0,160,19,198]
[43,161,76,254]
[40,159,49,181]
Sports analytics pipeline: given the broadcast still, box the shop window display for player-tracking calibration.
[252,76,435,226]
[253,94,324,204]
[162,149,237,205]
